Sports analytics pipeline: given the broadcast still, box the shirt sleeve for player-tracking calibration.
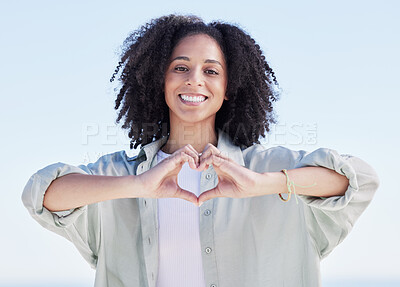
[292,148,380,259]
[21,162,100,268]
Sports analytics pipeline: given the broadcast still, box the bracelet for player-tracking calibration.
[278,169,295,202]
[278,169,317,204]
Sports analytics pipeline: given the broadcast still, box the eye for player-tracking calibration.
[205,69,219,75]
[174,66,188,72]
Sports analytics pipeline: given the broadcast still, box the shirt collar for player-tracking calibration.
[136,128,245,167]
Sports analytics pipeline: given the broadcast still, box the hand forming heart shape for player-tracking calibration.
[137,143,267,206]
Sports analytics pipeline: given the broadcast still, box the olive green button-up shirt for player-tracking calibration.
[22,129,379,287]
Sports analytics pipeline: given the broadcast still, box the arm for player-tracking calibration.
[44,174,142,212]
[22,162,107,268]
[21,152,141,267]
[258,148,379,258]
[197,145,379,258]
[262,166,349,198]
[277,148,379,257]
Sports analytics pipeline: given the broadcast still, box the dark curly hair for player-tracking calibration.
[112,14,280,149]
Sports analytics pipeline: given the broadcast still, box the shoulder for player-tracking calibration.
[242,143,305,161]
[83,150,139,176]
[241,144,310,172]
[90,150,138,165]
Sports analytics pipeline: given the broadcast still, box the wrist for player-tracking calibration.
[120,175,144,199]
[260,171,287,195]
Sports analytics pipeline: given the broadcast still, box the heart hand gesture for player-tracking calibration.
[137,143,267,206]
[136,144,202,205]
[196,143,267,205]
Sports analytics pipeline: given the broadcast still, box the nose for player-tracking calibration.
[185,68,204,86]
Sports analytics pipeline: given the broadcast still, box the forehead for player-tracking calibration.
[171,34,225,63]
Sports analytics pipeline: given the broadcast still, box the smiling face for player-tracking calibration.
[164,34,228,128]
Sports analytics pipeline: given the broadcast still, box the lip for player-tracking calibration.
[178,93,208,106]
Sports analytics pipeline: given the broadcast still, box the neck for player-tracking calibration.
[162,122,218,154]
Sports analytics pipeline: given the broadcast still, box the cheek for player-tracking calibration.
[164,74,180,91]
[217,79,228,94]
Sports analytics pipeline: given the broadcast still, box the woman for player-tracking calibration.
[22,14,379,287]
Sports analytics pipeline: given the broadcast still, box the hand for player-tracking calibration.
[136,144,202,205]
[196,143,267,206]
[137,143,267,206]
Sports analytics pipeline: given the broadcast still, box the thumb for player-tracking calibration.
[174,187,199,206]
[198,187,222,206]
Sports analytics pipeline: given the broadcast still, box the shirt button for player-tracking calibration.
[205,247,212,254]
[206,173,212,179]
[210,285,217,287]
[204,209,211,216]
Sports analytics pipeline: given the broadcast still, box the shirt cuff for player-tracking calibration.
[294,148,376,211]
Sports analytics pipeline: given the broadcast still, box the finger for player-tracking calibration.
[175,187,200,206]
[201,154,249,184]
[164,151,197,172]
[201,143,232,160]
[198,153,227,171]
[198,187,223,206]
[199,144,232,166]
[176,145,201,169]
[183,145,202,168]
[200,143,219,159]
[179,151,199,170]
[180,144,200,159]
[186,144,202,158]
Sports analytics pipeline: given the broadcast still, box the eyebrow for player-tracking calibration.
[171,56,223,67]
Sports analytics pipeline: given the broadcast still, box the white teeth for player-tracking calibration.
[180,94,207,102]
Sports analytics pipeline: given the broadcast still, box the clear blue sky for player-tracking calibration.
[1,0,399,285]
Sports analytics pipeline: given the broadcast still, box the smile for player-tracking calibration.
[179,94,208,103]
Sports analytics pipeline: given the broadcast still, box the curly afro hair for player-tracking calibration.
[111,14,280,149]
